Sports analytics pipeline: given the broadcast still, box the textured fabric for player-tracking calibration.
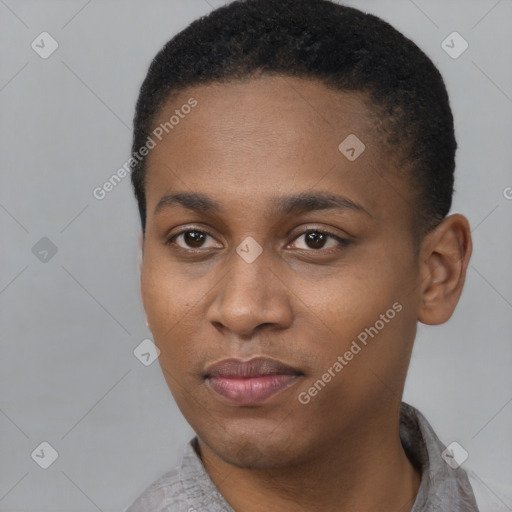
[125,402,480,512]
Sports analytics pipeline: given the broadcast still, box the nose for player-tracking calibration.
[206,248,293,338]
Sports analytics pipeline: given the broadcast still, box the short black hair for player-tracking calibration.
[131,0,456,237]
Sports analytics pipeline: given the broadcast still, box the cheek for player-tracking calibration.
[305,270,388,335]
[301,254,415,373]
[139,252,223,390]
[140,258,197,351]
[141,264,201,405]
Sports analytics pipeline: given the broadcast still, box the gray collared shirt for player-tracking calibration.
[125,402,480,511]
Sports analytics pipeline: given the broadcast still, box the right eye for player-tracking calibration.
[165,228,221,251]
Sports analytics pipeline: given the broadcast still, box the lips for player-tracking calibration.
[205,357,303,405]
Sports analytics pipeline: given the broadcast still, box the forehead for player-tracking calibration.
[149,75,377,157]
[144,75,408,224]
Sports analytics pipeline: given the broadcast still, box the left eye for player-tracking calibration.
[289,230,347,251]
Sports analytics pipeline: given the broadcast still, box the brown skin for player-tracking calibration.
[138,75,472,512]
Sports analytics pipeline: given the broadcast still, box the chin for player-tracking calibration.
[216,441,294,470]
[198,423,309,471]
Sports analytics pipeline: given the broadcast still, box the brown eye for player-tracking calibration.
[166,229,219,250]
[182,230,207,248]
[290,229,349,252]
[305,231,328,249]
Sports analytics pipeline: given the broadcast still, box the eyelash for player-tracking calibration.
[165,226,350,254]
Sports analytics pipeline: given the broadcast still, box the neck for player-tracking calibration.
[197,409,422,512]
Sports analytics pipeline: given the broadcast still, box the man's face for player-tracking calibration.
[140,75,422,468]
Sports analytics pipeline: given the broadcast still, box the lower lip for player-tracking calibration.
[207,374,300,405]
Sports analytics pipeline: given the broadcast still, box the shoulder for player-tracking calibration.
[123,467,192,512]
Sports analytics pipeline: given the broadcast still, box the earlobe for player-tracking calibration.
[417,214,472,325]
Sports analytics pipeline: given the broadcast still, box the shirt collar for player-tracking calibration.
[401,402,480,511]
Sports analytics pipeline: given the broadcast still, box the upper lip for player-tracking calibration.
[205,357,303,379]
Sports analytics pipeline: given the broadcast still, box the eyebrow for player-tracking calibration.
[154,191,371,218]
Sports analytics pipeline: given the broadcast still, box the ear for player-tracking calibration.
[417,214,472,325]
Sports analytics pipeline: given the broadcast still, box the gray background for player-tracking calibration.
[1,0,511,511]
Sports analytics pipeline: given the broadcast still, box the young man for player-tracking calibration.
[125,0,479,510]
